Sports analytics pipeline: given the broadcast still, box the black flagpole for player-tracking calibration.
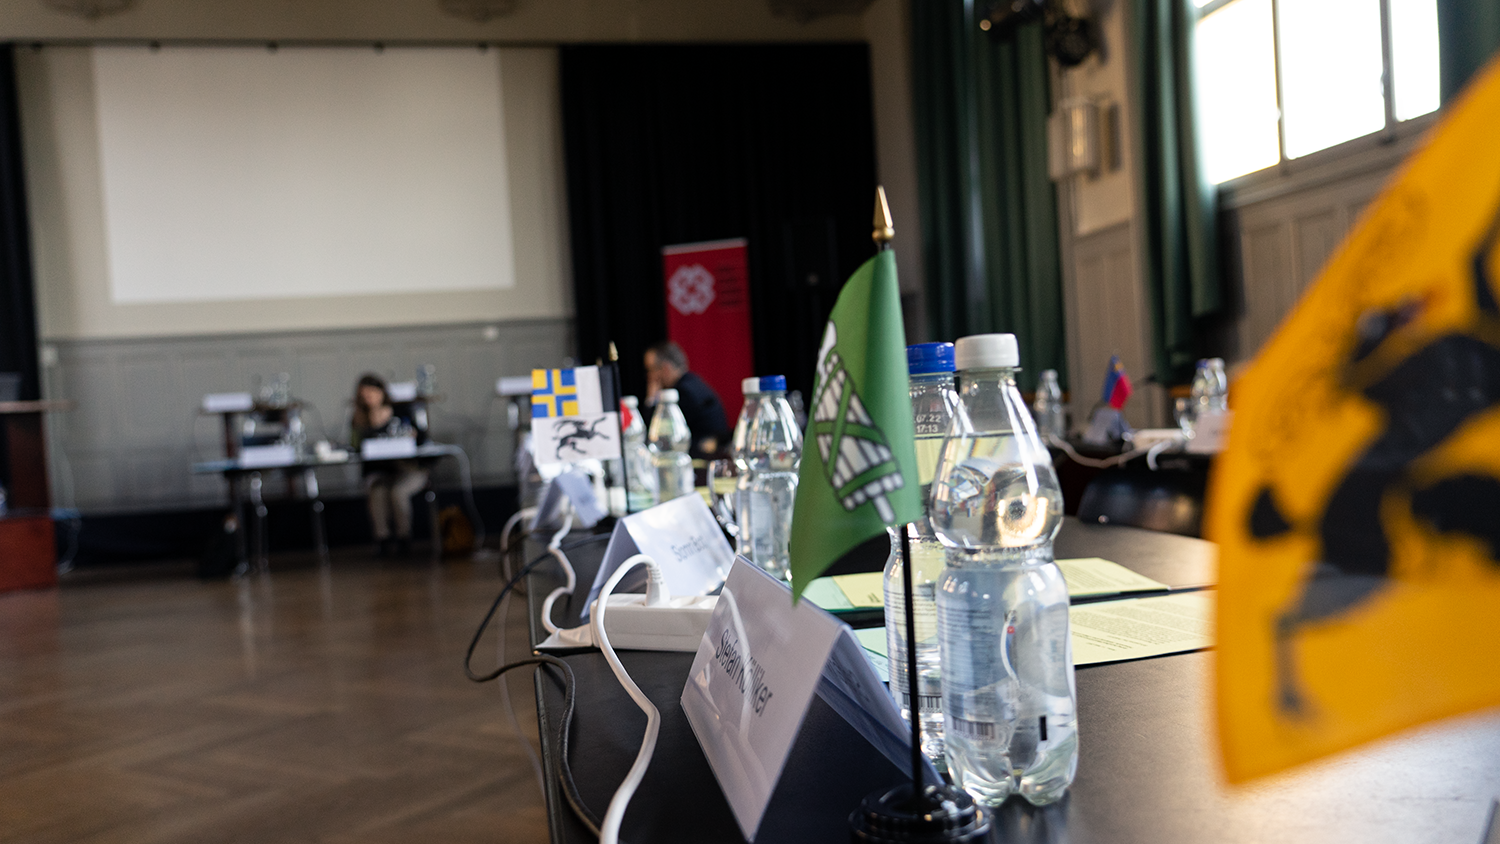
[609,341,631,514]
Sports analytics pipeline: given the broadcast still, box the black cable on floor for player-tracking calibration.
[465,549,606,836]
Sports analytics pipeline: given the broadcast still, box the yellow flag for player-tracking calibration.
[1208,59,1500,783]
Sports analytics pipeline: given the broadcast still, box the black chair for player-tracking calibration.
[1076,462,1208,537]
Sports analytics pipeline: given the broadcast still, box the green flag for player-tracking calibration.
[789,249,922,600]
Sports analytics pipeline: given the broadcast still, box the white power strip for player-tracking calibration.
[596,593,719,652]
[535,593,718,652]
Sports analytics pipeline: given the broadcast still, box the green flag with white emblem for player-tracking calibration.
[789,249,922,600]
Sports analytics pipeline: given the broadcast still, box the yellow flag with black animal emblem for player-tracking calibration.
[1208,58,1500,783]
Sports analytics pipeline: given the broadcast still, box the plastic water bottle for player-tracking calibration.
[648,388,694,502]
[727,377,762,530]
[1031,369,1066,441]
[883,342,960,767]
[736,375,801,582]
[621,396,658,511]
[1187,359,1210,432]
[1205,358,1229,411]
[930,333,1074,806]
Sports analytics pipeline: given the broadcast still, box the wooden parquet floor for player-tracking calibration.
[0,551,549,844]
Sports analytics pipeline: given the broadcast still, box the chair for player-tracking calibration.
[1076,463,1207,537]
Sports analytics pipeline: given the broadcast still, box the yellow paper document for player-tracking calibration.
[1058,557,1171,599]
[1069,592,1214,666]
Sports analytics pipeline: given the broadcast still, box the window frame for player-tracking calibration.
[1195,0,1438,190]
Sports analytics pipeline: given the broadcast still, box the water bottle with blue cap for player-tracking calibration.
[883,341,961,768]
[736,374,802,581]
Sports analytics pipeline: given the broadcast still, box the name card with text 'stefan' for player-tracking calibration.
[530,366,621,465]
[582,493,731,621]
[681,558,934,842]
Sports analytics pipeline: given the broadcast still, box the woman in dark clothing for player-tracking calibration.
[351,374,427,556]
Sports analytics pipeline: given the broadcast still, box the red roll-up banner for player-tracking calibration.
[661,238,754,423]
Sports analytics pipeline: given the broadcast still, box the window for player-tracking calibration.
[1193,0,1441,184]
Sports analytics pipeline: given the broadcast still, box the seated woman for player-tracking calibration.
[351,374,428,557]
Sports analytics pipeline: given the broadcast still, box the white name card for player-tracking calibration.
[1188,409,1232,454]
[361,437,418,460]
[238,443,298,468]
[582,493,731,620]
[530,467,607,531]
[681,559,930,842]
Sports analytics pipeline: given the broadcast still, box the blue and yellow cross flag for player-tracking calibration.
[1208,58,1500,782]
[532,367,586,418]
[788,249,923,602]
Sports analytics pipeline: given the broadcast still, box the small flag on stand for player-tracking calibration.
[1208,58,1500,783]
[530,365,622,465]
[1101,354,1132,410]
[788,248,923,601]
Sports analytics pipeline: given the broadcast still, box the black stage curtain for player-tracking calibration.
[0,45,38,402]
[560,44,878,403]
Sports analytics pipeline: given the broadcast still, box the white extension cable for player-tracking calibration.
[590,554,668,844]
[538,510,578,635]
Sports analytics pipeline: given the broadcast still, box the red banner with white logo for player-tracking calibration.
[662,238,754,423]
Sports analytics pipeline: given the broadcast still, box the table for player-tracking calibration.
[192,442,467,571]
[522,518,1500,844]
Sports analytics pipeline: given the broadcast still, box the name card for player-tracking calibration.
[582,493,731,620]
[361,437,418,460]
[238,443,298,468]
[1188,409,1232,454]
[530,467,607,531]
[681,558,932,842]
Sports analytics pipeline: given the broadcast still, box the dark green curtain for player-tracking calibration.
[911,0,1064,392]
[1438,1,1500,103]
[1129,0,1219,387]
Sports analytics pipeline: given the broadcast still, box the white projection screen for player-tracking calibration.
[91,45,516,304]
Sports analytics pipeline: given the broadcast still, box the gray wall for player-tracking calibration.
[40,319,571,514]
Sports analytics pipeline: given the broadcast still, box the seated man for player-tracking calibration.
[643,340,730,458]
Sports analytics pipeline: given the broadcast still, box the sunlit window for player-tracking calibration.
[1194,0,1441,183]
[1390,0,1442,120]
[1195,0,1280,184]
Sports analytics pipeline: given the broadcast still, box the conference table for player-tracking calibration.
[191,442,469,570]
[522,518,1500,844]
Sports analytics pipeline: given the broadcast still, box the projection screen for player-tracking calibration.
[90,45,516,304]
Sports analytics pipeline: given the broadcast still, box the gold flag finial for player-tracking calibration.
[873,186,895,248]
[608,341,619,362]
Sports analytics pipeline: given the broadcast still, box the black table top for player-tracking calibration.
[521,518,1500,844]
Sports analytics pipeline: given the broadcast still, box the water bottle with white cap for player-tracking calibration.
[930,333,1075,806]
[621,396,658,511]
[723,377,763,534]
[647,388,694,502]
[735,375,801,581]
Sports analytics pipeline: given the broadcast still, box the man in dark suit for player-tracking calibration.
[643,340,729,458]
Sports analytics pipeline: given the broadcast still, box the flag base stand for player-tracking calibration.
[848,525,989,843]
[847,782,988,843]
